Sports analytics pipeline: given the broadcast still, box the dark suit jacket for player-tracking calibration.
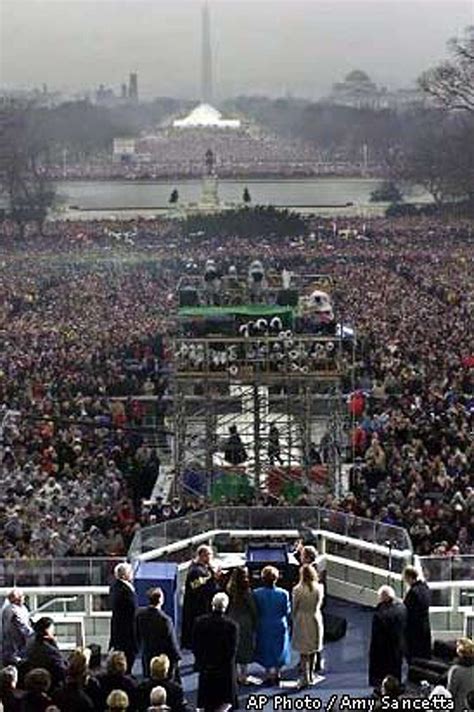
[17,691,52,712]
[369,600,407,688]
[0,689,24,712]
[96,672,138,712]
[24,637,67,690]
[193,612,238,711]
[404,580,432,661]
[135,606,181,676]
[52,681,95,712]
[109,579,138,657]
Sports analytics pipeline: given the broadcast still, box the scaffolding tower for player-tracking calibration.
[171,329,355,501]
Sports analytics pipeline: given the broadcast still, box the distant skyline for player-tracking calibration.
[1,0,472,100]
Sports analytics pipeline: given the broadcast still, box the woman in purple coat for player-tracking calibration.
[253,566,291,685]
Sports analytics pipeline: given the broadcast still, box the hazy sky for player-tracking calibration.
[1,0,472,99]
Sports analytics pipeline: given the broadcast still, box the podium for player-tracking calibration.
[134,561,179,624]
[245,543,298,590]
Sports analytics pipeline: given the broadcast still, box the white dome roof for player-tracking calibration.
[173,103,241,129]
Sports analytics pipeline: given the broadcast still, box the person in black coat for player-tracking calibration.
[20,668,54,712]
[137,654,191,712]
[368,585,407,691]
[23,617,67,691]
[52,648,100,712]
[109,562,138,673]
[403,566,432,662]
[135,588,181,679]
[224,426,247,466]
[181,545,218,650]
[53,680,94,712]
[0,665,25,712]
[192,592,239,712]
[97,650,138,711]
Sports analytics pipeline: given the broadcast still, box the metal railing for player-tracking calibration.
[0,557,124,589]
[0,520,471,641]
[129,506,412,558]
[128,509,473,637]
[418,555,474,583]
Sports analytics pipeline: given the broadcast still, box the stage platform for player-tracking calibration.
[175,598,374,709]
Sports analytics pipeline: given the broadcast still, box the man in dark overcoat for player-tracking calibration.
[193,592,239,712]
[135,587,181,678]
[109,562,137,673]
[403,565,432,661]
[224,426,247,466]
[369,585,407,691]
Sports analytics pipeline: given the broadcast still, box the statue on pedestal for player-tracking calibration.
[200,149,219,210]
[205,148,215,176]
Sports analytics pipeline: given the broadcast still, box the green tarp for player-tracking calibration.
[210,473,254,503]
[179,304,294,319]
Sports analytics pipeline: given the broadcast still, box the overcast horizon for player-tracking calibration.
[1,0,472,100]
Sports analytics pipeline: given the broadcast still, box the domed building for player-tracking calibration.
[326,70,424,110]
[344,69,373,84]
[327,69,388,109]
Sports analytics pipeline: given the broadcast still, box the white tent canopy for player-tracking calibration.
[173,103,241,129]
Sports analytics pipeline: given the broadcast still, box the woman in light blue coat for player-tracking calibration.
[253,566,291,684]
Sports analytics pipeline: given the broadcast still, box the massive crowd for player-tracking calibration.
[0,214,473,563]
[1,251,172,558]
[42,126,375,181]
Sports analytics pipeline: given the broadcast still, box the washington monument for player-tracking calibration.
[201,2,213,104]
[173,2,240,127]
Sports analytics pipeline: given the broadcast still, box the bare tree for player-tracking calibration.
[0,100,56,237]
[386,111,474,208]
[418,26,474,113]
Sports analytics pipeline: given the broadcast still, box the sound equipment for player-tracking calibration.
[323,613,347,642]
[277,289,299,307]
[407,657,449,686]
[179,288,199,307]
[182,315,234,337]
[205,315,235,336]
[432,639,457,661]
[407,639,457,685]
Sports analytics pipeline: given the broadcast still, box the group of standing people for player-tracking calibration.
[109,563,181,682]
[369,568,474,711]
[181,544,325,711]
[369,566,432,691]
[3,549,473,711]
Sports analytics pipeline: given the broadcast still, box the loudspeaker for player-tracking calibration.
[408,658,449,686]
[323,613,347,642]
[432,639,457,662]
[277,289,299,307]
[179,288,199,307]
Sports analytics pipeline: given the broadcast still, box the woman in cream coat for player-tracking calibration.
[292,564,324,688]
